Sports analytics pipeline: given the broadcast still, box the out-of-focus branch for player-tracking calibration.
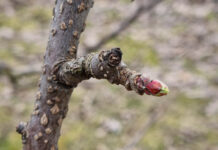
[84,0,162,53]
[0,62,40,84]
[15,68,41,79]
[0,62,17,84]
[123,101,170,150]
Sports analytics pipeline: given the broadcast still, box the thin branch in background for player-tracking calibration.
[0,62,40,85]
[84,0,162,53]
[0,62,17,84]
[15,67,40,79]
[123,100,170,150]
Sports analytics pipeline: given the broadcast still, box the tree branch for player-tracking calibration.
[58,48,169,96]
[0,62,41,86]
[0,62,18,84]
[84,0,162,52]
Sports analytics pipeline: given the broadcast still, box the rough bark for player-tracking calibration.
[16,0,168,150]
[58,48,152,95]
[17,0,94,149]
[58,48,169,96]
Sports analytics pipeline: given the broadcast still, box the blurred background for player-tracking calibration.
[0,0,218,149]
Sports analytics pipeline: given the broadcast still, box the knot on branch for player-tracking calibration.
[58,57,87,86]
[16,122,28,144]
[16,122,27,134]
[99,48,122,67]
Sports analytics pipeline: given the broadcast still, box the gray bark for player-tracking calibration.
[17,0,94,149]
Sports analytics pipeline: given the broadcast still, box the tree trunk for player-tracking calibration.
[17,0,94,149]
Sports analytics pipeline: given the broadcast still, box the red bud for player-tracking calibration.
[135,75,168,96]
[145,80,162,95]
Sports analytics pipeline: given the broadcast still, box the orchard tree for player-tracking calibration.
[16,0,168,149]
